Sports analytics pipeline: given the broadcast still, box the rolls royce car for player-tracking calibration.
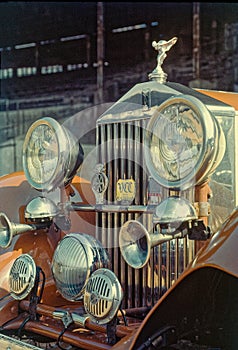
[0,36,237,350]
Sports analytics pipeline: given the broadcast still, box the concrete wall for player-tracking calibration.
[0,136,24,176]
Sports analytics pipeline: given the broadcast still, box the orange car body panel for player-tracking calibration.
[0,171,96,324]
[197,88,238,110]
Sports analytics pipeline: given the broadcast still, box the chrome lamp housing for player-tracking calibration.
[22,117,84,192]
[153,196,198,234]
[145,94,225,191]
[25,196,60,222]
[51,233,110,301]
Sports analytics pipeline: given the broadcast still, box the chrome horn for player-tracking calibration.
[0,212,46,248]
[119,196,198,269]
[119,220,175,269]
[0,197,59,248]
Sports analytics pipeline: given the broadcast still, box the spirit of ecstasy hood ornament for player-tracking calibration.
[148,36,178,83]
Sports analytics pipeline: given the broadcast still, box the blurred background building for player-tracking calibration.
[0,2,238,175]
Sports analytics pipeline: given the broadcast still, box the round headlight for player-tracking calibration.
[22,117,84,192]
[51,233,110,301]
[145,94,225,190]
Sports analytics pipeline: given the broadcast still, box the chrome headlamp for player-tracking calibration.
[22,117,84,192]
[51,233,110,301]
[145,94,225,190]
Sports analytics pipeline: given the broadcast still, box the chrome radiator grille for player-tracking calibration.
[96,119,195,309]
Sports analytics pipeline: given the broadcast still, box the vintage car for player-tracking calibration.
[0,37,237,349]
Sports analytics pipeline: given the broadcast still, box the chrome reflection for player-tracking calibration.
[23,117,84,192]
[51,233,110,301]
[153,196,198,233]
[25,196,59,221]
[145,94,225,190]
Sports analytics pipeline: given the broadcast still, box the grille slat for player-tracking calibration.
[96,119,196,309]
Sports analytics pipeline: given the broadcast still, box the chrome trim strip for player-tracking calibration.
[70,203,156,213]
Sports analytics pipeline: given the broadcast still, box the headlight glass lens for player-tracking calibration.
[150,106,203,181]
[24,122,59,187]
[23,117,84,192]
[145,94,224,190]
[52,233,110,301]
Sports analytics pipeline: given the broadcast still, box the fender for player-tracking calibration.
[0,171,96,325]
